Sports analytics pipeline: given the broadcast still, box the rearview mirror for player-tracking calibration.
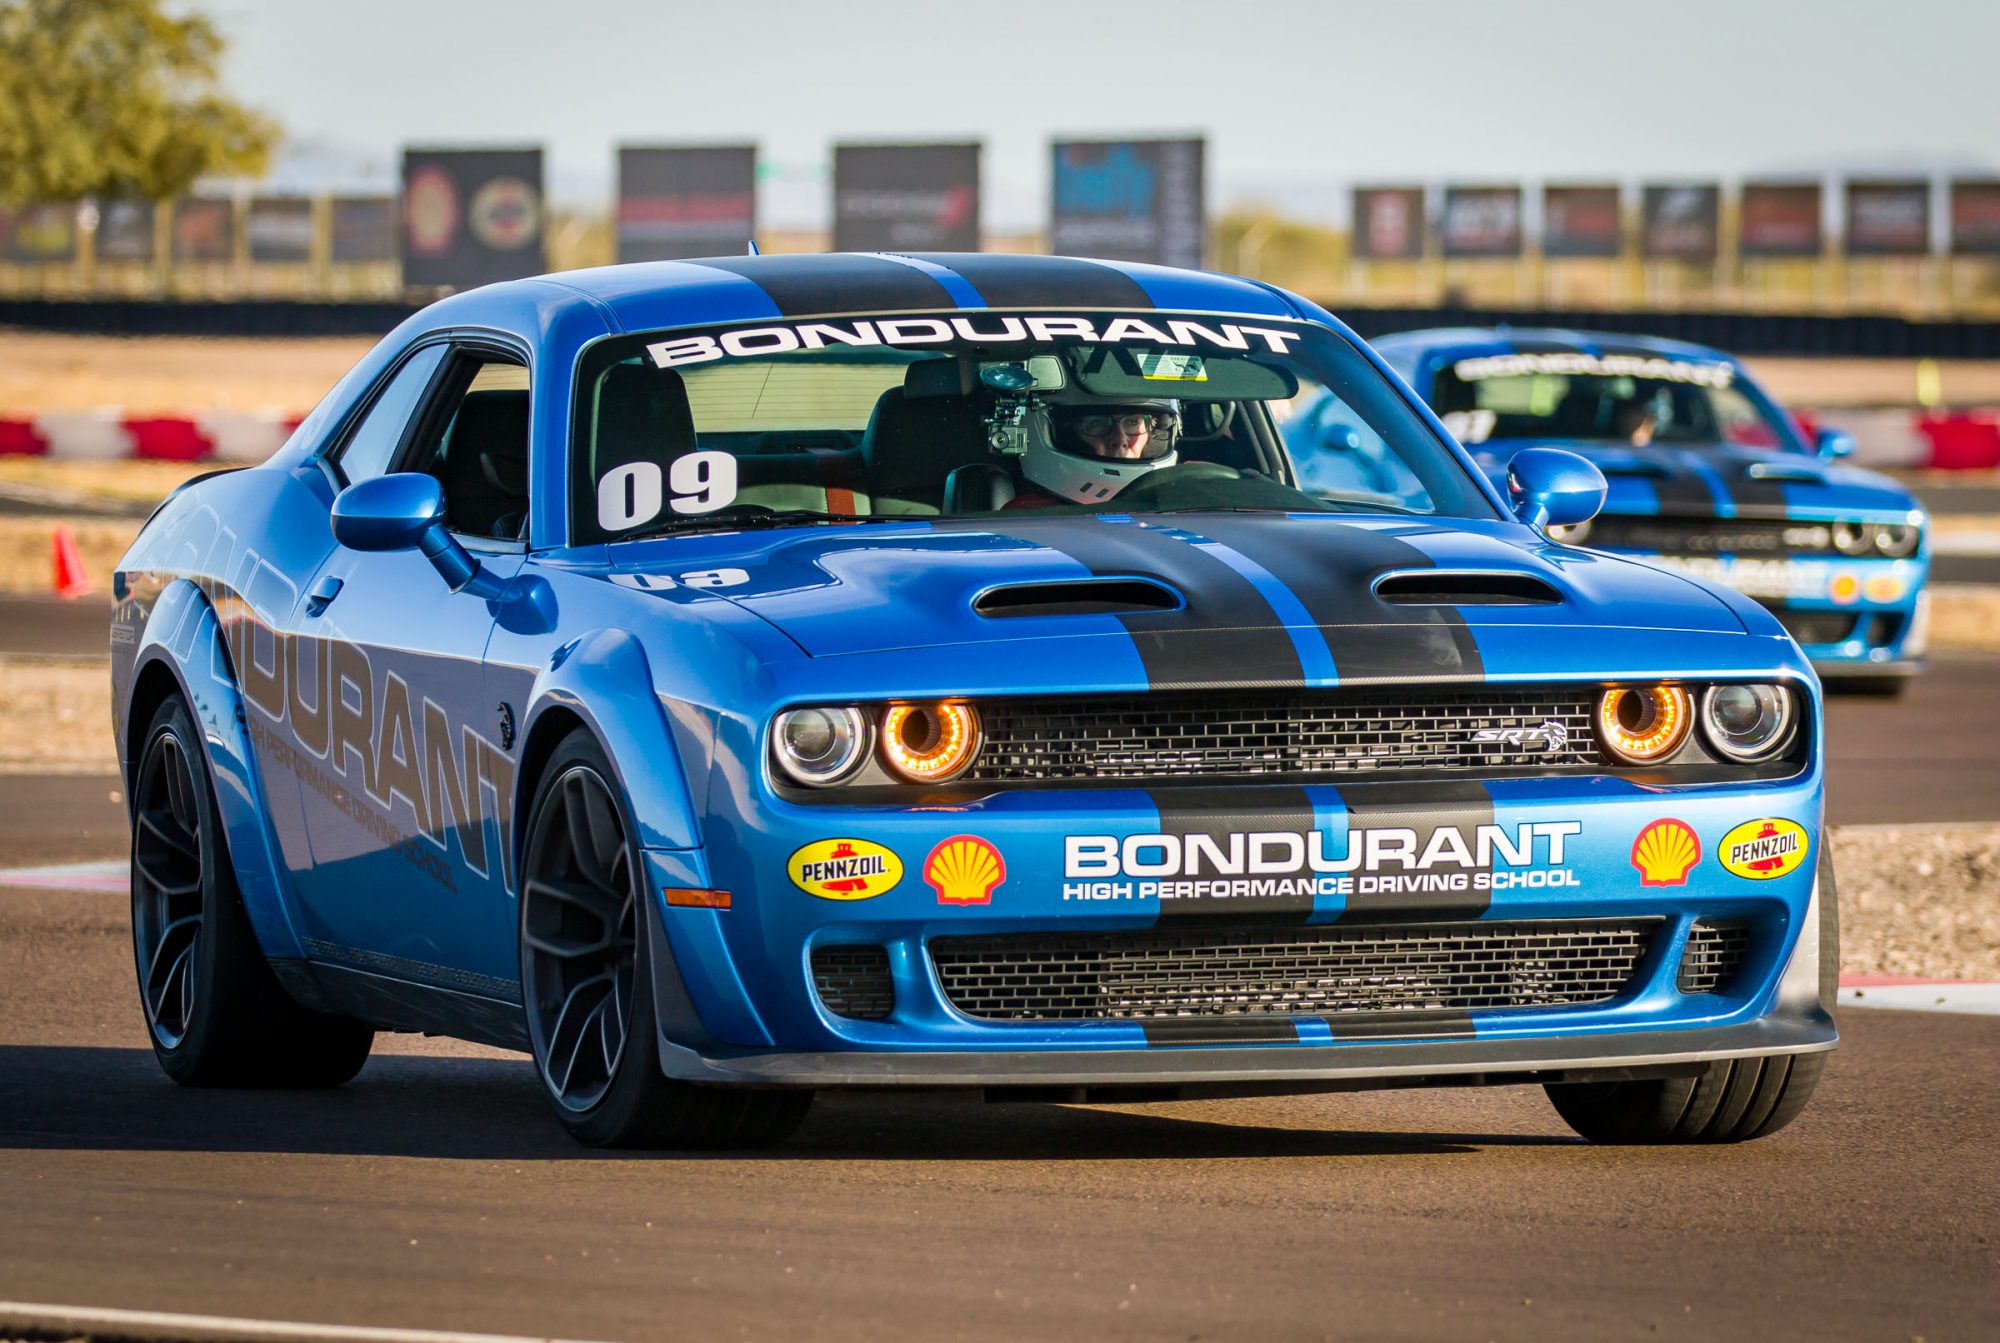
[1507,447,1606,531]
[330,473,482,591]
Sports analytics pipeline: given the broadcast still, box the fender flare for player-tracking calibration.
[128,578,305,961]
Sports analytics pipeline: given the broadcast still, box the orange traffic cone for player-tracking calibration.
[52,524,93,599]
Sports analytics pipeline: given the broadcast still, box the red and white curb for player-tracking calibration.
[0,1300,612,1343]
[5,861,1995,1015]
[0,410,303,462]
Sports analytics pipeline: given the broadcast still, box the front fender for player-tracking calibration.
[130,579,305,961]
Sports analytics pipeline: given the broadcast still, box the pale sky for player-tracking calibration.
[212,0,2000,228]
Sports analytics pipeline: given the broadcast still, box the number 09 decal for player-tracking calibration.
[597,452,739,532]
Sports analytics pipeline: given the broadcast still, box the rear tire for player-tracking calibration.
[131,695,374,1087]
[519,729,813,1149]
[1545,1052,1826,1144]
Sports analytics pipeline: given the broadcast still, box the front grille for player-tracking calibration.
[969,687,1598,783]
[1767,608,1858,645]
[931,919,1658,1022]
[1590,516,1840,557]
[811,945,894,1020]
[1677,922,1751,994]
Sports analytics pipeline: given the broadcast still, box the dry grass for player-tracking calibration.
[0,328,370,416]
[0,517,140,595]
[0,657,115,774]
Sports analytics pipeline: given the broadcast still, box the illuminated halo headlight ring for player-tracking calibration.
[1595,685,1692,764]
[880,702,981,783]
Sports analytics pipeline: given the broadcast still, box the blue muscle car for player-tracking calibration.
[1305,328,1930,692]
[111,255,1835,1149]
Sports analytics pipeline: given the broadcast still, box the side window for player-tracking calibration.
[399,352,533,542]
[330,345,448,484]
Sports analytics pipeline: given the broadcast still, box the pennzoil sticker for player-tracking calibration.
[788,839,904,900]
[1719,819,1810,880]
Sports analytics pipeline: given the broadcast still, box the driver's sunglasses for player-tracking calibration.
[1073,412,1166,438]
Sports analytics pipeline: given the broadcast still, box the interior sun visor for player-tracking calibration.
[1070,345,1299,401]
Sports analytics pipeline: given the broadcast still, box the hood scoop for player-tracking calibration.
[974,576,1183,619]
[1374,570,1564,607]
[1745,461,1824,484]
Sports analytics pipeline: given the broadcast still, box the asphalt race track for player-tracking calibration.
[1,872,1996,1342]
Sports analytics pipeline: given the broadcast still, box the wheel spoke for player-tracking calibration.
[149,942,194,1024]
[136,811,198,864]
[545,970,614,1098]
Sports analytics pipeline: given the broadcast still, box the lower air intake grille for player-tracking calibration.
[812,945,894,1020]
[1766,608,1858,645]
[1678,922,1751,994]
[931,919,1659,1022]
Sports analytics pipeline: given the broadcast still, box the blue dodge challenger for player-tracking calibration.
[111,255,1835,1149]
[1294,328,1929,692]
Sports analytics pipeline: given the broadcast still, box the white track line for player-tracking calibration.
[0,859,127,892]
[0,1301,618,1343]
[1839,983,2000,1015]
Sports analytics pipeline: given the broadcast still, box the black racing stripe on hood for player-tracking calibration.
[1142,1017,1301,1045]
[1189,516,1484,682]
[1337,780,1496,922]
[990,521,1306,690]
[1149,785,1318,923]
[907,254,1154,309]
[1648,450,1718,514]
[685,254,956,314]
[1710,459,1790,515]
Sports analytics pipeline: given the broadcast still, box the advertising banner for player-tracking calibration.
[1845,180,1931,256]
[401,147,545,288]
[1739,182,1823,258]
[1640,184,1720,260]
[1949,180,2000,256]
[1350,186,1425,260]
[96,199,157,262]
[1541,185,1622,258]
[832,143,980,252]
[247,197,315,263]
[331,196,397,263]
[1049,138,1205,269]
[173,197,235,262]
[3,203,78,262]
[617,145,757,262]
[1438,185,1523,257]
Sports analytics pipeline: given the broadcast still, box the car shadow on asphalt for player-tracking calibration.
[0,1045,1576,1161]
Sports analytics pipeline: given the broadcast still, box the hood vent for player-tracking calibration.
[1374,570,1563,607]
[1745,461,1823,484]
[974,577,1183,619]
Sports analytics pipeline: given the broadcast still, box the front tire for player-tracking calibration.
[1545,1051,1826,1144]
[519,730,812,1149]
[131,695,374,1087]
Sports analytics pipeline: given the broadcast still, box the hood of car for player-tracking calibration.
[1471,441,1920,519]
[603,512,1749,662]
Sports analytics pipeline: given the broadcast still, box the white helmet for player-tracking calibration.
[1020,399,1181,504]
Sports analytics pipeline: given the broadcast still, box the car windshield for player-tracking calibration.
[1425,352,1800,452]
[569,310,1497,543]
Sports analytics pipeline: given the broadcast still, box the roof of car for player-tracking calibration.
[1371,326,1737,365]
[424,252,1312,336]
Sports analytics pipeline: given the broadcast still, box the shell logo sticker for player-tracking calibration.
[1631,818,1701,887]
[787,839,903,901]
[924,835,1006,906]
[1719,818,1810,880]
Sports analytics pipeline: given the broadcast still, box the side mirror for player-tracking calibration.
[1507,447,1606,531]
[330,473,481,591]
[1815,427,1856,461]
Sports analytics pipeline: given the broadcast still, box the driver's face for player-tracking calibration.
[1075,413,1154,459]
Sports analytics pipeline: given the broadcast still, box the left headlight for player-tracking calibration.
[1699,684,1798,762]
[1874,522,1921,558]
[1595,685,1692,764]
[772,706,871,786]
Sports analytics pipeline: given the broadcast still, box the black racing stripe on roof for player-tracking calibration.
[907,253,1154,309]
[684,254,957,315]
[1187,517,1485,682]
[1336,781,1496,922]
[981,518,1306,691]
[1148,786,1319,924]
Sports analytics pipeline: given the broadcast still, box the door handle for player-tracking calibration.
[305,575,343,616]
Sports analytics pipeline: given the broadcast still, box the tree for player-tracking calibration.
[0,0,278,204]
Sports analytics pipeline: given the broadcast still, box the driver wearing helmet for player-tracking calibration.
[1006,398,1182,508]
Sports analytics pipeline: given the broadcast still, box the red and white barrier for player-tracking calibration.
[1808,407,2000,470]
[0,410,303,463]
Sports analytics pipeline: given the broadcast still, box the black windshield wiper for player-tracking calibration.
[620,511,886,542]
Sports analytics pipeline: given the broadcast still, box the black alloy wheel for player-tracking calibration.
[130,695,374,1087]
[519,730,813,1149]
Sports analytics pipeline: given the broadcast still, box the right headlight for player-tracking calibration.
[1831,521,1874,556]
[1700,684,1797,762]
[1873,522,1921,558]
[1595,685,1692,764]
[772,705,871,786]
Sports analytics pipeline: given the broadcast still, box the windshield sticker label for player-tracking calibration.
[1136,352,1208,381]
[646,317,1303,370]
[1060,821,1581,901]
[596,451,738,532]
[1452,353,1735,387]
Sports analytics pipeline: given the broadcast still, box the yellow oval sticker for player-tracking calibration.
[787,838,904,901]
[1719,818,1810,880]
